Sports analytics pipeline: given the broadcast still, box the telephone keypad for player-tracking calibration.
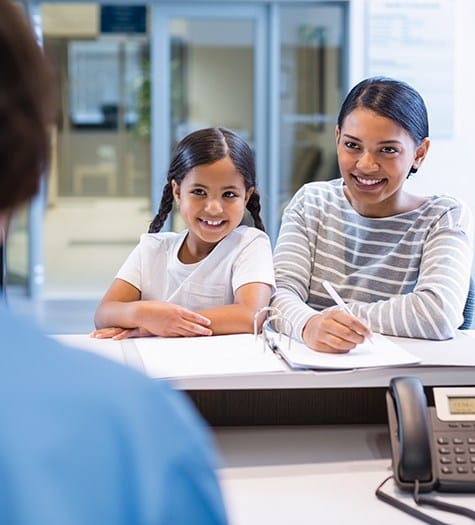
[432,417,475,489]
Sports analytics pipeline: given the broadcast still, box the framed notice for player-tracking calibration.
[366,0,454,138]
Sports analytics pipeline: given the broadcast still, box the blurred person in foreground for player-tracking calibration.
[0,1,228,523]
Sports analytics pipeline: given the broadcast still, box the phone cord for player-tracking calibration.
[413,479,475,521]
[375,476,449,525]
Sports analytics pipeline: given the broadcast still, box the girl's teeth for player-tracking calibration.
[356,177,382,185]
[204,220,222,225]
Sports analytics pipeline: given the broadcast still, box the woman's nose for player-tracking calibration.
[356,151,378,171]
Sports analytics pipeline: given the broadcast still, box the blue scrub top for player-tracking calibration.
[0,303,228,524]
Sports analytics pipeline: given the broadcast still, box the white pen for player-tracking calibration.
[322,280,374,344]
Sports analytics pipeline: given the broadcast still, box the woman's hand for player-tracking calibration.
[302,309,371,353]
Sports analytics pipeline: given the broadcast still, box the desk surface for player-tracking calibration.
[59,332,475,391]
[55,333,475,521]
[215,425,475,524]
[55,332,475,425]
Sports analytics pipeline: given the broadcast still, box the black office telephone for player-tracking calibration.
[386,376,475,493]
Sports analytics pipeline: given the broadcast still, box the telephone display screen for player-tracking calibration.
[448,396,475,415]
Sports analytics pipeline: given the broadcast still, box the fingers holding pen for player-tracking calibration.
[302,309,370,353]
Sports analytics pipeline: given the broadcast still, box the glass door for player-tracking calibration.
[8,3,152,299]
[278,4,346,216]
[7,1,347,303]
[151,5,268,231]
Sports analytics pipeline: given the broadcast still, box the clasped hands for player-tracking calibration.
[90,301,212,340]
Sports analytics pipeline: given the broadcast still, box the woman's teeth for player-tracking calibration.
[356,176,382,185]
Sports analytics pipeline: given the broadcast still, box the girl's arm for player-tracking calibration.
[92,278,212,338]
[197,281,273,335]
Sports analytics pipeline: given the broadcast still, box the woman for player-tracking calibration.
[272,76,473,353]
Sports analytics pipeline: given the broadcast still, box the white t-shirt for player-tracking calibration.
[116,225,275,311]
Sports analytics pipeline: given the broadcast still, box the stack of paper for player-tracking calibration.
[134,332,420,378]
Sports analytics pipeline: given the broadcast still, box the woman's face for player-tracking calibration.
[335,107,429,217]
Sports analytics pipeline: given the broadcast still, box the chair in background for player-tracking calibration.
[125,152,147,196]
[459,277,475,330]
[73,145,117,196]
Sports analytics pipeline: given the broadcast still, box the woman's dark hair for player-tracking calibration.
[149,127,265,232]
[0,0,55,210]
[337,77,428,174]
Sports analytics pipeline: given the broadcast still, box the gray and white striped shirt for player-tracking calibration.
[272,178,473,341]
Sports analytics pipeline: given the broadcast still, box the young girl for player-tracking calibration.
[272,76,473,353]
[92,127,275,339]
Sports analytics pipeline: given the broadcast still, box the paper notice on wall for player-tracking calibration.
[365,0,454,138]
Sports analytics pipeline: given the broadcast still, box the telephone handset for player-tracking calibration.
[386,376,475,493]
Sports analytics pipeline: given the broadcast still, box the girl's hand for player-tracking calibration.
[90,327,126,339]
[90,326,153,340]
[139,301,213,337]
[302,309,371,353]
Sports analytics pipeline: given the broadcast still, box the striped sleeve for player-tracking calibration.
[271,185,326,340]
[350,201,474,339]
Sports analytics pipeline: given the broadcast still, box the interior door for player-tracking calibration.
[151,4,268,232]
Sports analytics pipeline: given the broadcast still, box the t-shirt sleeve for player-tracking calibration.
[115,235,145,291]
[231,230,276,292]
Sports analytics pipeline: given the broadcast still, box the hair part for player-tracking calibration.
[149,127,266,232]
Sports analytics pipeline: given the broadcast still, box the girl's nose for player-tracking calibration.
[205,198,223,214]
[356,151,378,171]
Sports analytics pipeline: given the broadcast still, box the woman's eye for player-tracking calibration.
[381,146,397,154]
[344,141,359,150]
[191,189,206,196]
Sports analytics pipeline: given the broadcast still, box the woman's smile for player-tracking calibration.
[352,174,385,188]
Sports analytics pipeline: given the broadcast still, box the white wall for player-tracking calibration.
[349,1,475,247]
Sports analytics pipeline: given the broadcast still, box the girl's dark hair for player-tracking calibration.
[337,77,428,174]
[149,127,265,232]
[0,0,55,210]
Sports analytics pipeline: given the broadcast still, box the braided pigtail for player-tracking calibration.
[247,191,265,232]
[148,183,174,233]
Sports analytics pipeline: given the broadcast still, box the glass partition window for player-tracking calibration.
[168,17,255,231]
[169,18,254,147]
[279,6,345,213]
[34,4,150,298]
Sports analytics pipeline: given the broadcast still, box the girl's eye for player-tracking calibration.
[223,191,237,199]
[344,141,359,150]
[191,189,206,196]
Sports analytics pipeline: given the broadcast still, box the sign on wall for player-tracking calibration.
[366,0,454,139]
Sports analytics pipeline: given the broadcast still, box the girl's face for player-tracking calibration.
[172,156,253,260]
[335,107,430,217]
